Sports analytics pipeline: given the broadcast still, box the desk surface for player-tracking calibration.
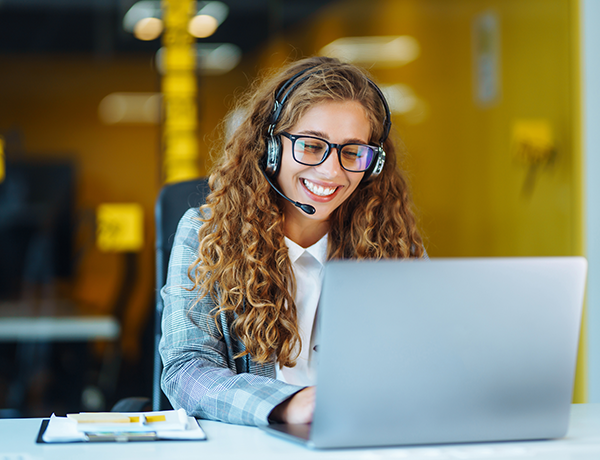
[0,316,119,341]
[0,301,119,341]
[2,404,600,460]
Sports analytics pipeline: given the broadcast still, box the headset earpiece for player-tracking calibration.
[361,145,386,181]
[370,147,386,178]
[263,66,318,178]
[264,134,282,177]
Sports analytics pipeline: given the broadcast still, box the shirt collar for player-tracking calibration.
[285,234,328,266]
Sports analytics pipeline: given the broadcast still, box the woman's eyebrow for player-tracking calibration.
[297,129,327,138]
[296,129,368,144]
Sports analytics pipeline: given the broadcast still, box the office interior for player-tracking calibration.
[0,0,598,418]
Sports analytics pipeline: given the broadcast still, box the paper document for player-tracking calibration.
[41,409,206,443]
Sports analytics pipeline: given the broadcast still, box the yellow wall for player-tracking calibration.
[264,0,581,258]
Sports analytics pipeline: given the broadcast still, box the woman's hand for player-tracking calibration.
[270,386,316,424]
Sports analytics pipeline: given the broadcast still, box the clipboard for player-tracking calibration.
[36,410,207,443]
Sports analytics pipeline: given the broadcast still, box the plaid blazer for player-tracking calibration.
[159,208,303,426]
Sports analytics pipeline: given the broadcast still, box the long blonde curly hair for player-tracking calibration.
[190,56,425,367]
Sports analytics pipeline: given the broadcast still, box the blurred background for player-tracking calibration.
[0,0,599,417]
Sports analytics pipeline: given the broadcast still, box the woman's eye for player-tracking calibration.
[341,147,361,158]
[302,141,325,154]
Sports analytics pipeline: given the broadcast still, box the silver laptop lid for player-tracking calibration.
[310,257,587,448]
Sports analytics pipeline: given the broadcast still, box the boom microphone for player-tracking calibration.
[261,169,316,215]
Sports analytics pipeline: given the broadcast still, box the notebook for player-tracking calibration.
[260,257,587,449]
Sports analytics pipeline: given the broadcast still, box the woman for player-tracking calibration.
[159,56,426,426]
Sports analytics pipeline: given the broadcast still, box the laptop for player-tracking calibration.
[260,257,587,449]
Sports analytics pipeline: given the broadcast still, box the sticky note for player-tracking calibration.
[67,413,131,424]
[511,119,554,164]
[96,203,144,252]
[129,415,167,423]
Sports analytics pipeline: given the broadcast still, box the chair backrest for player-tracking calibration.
[153,177,210,411]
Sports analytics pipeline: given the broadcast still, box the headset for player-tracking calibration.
[263,65,392,182]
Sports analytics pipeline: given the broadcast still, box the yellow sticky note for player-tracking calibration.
[511,119,554,164]
[96,203,144,252]
[67,413,131,423]
[128,415,167,423]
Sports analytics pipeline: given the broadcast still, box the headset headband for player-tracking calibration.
[267,65,392,147]
[268,66,318,132]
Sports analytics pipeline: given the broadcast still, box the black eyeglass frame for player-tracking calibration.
[280,132,378,173]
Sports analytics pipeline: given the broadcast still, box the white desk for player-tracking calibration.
[0,316,119,341]
[0,301,119,342]
[2,404,600,460]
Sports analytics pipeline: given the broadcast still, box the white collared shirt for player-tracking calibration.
[276,234,328,386]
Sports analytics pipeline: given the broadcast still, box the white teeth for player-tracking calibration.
[303,179,337,196]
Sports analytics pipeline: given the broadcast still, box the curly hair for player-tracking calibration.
[189,56,425,368]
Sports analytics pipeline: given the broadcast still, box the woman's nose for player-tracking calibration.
[314,148,342,178]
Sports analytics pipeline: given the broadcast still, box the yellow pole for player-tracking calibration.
[571,0,586,403]
[161,0,199,183]
[572,2,584,255]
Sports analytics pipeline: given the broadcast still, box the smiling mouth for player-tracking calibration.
[302,179,339,197]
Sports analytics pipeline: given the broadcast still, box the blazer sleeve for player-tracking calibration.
[159,208,303,426]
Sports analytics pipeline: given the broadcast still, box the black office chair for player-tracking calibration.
[112,177,210,412]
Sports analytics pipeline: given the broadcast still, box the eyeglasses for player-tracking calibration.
[280,132,378,173]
